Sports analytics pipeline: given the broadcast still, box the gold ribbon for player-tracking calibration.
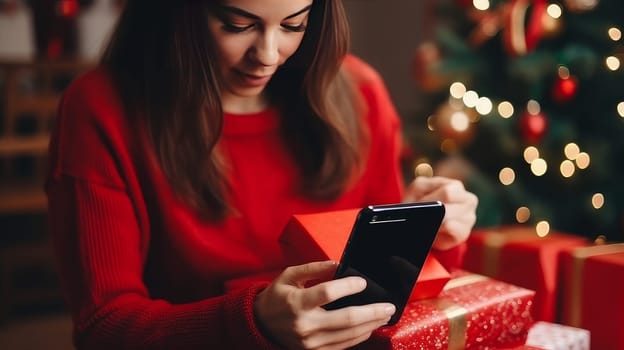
[567,243,624,327]
[482,228,544,276]
[425,274,489,349]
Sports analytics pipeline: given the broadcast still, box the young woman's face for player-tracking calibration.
[207,0,314,112]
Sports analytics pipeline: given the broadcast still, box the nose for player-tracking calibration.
[249,31,280,66]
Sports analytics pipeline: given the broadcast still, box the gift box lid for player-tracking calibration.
[279,208,451,300]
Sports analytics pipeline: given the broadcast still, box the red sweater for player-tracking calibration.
[46,55,462,349]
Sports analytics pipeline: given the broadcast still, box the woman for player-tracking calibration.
[46,0,477,349]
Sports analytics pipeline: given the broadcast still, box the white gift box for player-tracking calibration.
[525,321,590,350]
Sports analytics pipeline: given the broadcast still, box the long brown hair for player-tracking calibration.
[102,0,366,219]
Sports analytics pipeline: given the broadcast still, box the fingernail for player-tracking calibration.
[384,304,396,315]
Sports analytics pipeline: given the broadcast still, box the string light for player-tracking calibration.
[476,97,493,115]
[576,152,591,169]
[473,0,490,11]
[463,90,479,108]
[564,143,580,160]
[450,111,470,132]
[536,221,550,237]
[546,4,562,19]
[498,101,514,118]
[531,158,548,176]
[560,160,576,178]
[523,146,540,164]
[592,193,605,209]
[499,167,516,185]
[449,82,467,99]
[606,56,620,71]
[608,27,622,41]
[617,102,624,117]
[516,207,531,223]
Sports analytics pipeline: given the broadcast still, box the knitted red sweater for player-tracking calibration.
[46,55,463,349]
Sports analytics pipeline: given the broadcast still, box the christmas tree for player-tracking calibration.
[407,0,624,241]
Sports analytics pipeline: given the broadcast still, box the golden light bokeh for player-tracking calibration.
[560,160,576,178]
[592,193,605,209]
[608,27,622,41]
[498,101,514,118]
[564,143,580,160]
[606,56,621,71]
[476,97,493,115]
[473,0,490,11]
[576,152,591,169]
[463,90,479,108]
[449,82,467,99]
[516,207,531,223]
[450,111,471,132]
[531,158,548,176]
[536,221,550,237]
[546,4,562,19]
[523,146,540,164]
[499,167,516,185]
[617,102,624,117]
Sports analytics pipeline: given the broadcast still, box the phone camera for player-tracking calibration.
[371,215,378,222]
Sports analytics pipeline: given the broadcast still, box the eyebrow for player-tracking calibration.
[218,4,312,21]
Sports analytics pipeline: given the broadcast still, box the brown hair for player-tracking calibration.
[102,0,366,219]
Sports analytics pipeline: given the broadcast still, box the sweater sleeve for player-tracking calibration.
[46,70,280,349]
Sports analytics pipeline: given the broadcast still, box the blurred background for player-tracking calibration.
[0,0,622,348]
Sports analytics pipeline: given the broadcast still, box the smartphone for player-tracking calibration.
[323,201,445,326]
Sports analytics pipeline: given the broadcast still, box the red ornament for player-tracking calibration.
[552,75,579,104]
[503,0,548,56]
[519,110,548,144]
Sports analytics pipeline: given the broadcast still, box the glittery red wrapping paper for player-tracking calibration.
[357,271,535,350]
[462,226,588,322]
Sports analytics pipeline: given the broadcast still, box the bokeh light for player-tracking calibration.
[531,158,548,176]
[499,167,516,185]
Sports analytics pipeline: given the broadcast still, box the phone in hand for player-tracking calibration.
[323,201,445,326]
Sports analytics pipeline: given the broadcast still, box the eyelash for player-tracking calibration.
[221,22,307,34]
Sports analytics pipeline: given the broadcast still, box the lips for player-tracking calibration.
[235,70,273,87]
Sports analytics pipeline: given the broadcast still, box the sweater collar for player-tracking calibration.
[222,106,280,136]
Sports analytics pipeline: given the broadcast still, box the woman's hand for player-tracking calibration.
[254,261,396,350]
[403,176,478,250]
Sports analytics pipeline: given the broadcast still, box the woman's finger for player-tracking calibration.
[278,260,338,287]
[298,276,368,309]
[301,315,391,350]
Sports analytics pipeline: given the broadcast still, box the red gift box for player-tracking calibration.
[462,226,588,322]
[357,270,535,349]
[559,243,624,350]
[279,208,451,300]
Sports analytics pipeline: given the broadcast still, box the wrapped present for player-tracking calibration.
[462,226,588,321]
[559,243,624,350]
[279,209,451,300]
[357,270,535,349]
[524,321,590,350]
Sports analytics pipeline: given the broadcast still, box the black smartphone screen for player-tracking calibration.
[323,201,445,325]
